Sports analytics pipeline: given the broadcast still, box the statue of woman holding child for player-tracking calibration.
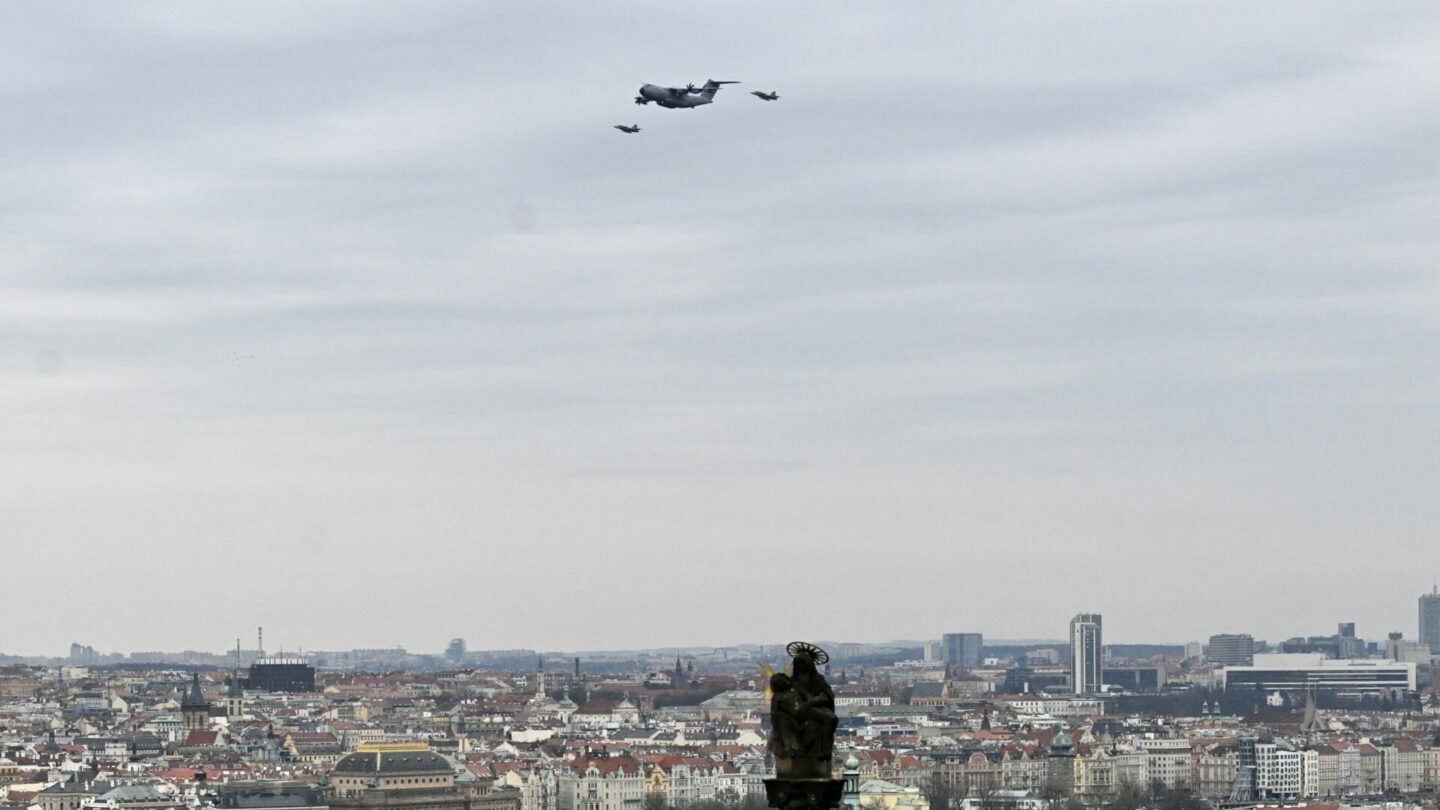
[768,641,839,780]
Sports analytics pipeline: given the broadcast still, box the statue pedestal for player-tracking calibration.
[764,778,844,810]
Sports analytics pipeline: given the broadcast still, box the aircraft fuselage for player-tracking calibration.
[638,84,714,108]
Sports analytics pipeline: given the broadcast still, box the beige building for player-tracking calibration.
[1423,747,1440,791]
[556,757,644,810]
[857,780,927,810]
[1192,747,1235,798]
[1382,742,1425,793]
[1072,748,1115,803]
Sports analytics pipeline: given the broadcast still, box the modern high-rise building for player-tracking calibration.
[1420,586,1440,656]
[942,633,983,670]
[1207,633,1256,666]
[1335,622,1365,658]
[1069,613,1102,694]
[1384,632,1431,663]
[445,638,466,663]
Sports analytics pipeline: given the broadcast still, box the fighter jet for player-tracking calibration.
[751,90,780,101]
[634,79,739,108]
[614,124,641,134]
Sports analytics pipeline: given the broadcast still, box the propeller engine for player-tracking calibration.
[634,96,648,105]
[684,83,698,94]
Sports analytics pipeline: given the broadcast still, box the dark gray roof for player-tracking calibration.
[333,750,452,775]
[73,736,119,747]
[41,778,115,796]
[99,786,168,803]
[219,785,325,810]
[182,674,210,711]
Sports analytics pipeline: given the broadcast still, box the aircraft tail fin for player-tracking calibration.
[700,79,739,99]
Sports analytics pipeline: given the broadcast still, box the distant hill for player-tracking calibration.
[981,642,1185,664]
[1108,644,1185,660]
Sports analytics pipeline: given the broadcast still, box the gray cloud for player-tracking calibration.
[2,2,1439,655]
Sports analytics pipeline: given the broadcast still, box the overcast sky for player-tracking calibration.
[3,2,1439,658]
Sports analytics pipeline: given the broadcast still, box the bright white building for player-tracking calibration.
[1254,743,1302,801]
[1220,654,1417,692]
[1301,749,1319,798]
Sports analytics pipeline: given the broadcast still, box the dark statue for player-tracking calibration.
[765,642,843,810]
[768,642,838,777]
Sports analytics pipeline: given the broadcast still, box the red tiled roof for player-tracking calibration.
[184,730,220,747]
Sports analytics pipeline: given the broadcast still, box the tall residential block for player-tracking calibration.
[942,633,984,670]
[1420,586,1440,656]
[1207,633,1256,666]
[1070,613,1103,694]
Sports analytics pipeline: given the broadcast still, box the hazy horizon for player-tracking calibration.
[23,636,1186,661]
[3,2,1438,654]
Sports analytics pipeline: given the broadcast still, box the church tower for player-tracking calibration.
[225,639,245,718]
[181,673,211,732]
[840,753,861,810]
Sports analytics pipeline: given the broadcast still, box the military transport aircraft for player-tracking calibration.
[613,124,641,133]
[750,90,780,101]
[634,80,739,108]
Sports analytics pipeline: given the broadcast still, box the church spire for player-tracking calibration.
[229,639,244,698]
[181,673,211,732]
[182,673,209,710]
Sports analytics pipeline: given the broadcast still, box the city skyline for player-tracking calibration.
[13,593,1438,662]
[4,4,1440,654]
[7,629,1438,810]
[6,590,1440,660]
